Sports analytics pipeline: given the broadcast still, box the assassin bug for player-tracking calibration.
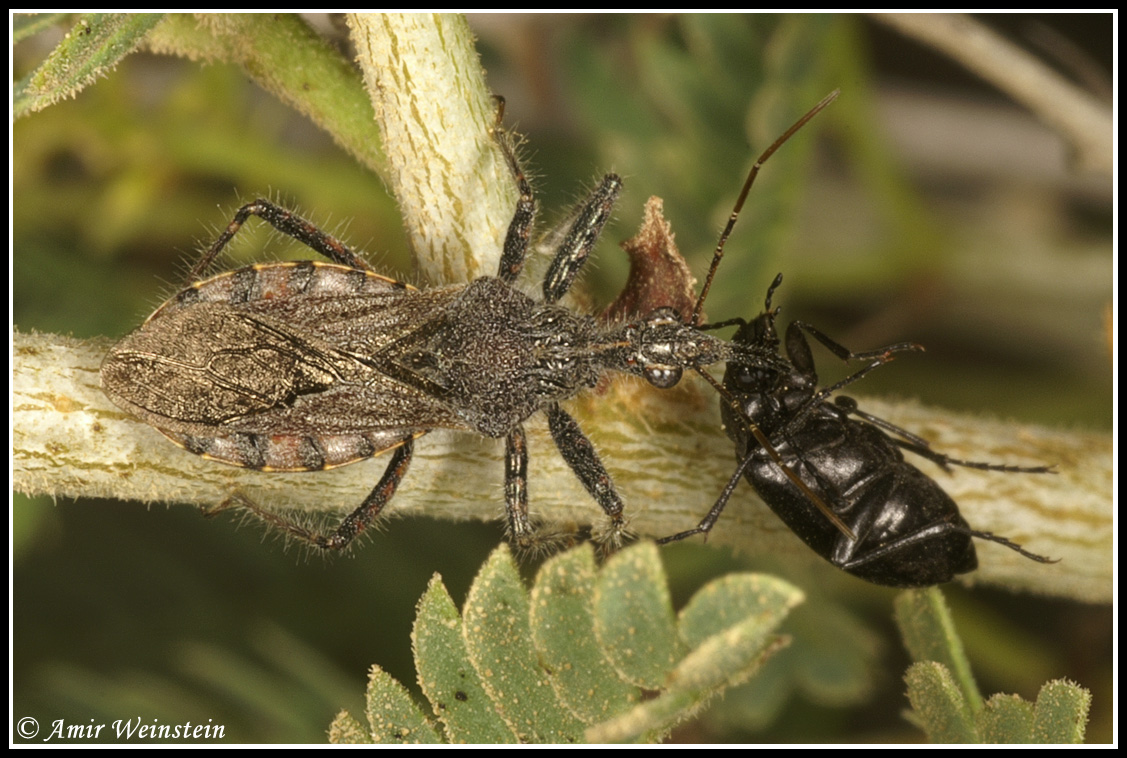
[100,95,839,551]
[660,274,1055,587]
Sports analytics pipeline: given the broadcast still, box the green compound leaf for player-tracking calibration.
[588,573,802,743]
[907,666,1092,745]
[334,543,801,744]
[894,587,981,711]
[413,575,517,743]
[678,573,803,650]
[148,14,384,177]
[14,14,163,118]
[359,665,443,744]
[1030,680,1091,744]
[703,590,881,733]
[904,661,979,743]
[593,542,684,690]
[13,13,71,44]
[462,547,588,743]
[980,693,1034,743]
[530,546,642,726]
[672,574,801,694]
[327,711,372,744]
[898,587,1091,744]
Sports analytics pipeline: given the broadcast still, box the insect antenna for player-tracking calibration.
[690,89,839,328]
[680,94,856,544]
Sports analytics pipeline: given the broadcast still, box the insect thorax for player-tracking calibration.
[409,277,603,438]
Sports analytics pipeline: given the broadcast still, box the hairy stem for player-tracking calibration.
[13,329,1112,601]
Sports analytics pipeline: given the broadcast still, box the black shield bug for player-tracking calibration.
[100,94,840,552]
[659,273,1056,587]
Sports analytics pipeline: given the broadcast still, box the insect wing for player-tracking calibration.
[101,262,467,470]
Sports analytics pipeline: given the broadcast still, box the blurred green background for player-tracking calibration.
[13,14,1111,743]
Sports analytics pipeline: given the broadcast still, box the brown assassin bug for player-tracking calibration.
[100,93,840,551]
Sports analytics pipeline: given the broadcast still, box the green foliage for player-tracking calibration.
[896,588,1090,744]
[14,14,164,118]
[331,543,803,743]
[13,13,1109,744]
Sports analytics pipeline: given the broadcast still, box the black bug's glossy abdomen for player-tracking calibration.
[694,275,1054,588]
[729,394,979,588]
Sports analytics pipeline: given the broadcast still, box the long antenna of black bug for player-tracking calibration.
[688,92,856,542]
[691,89,840,328]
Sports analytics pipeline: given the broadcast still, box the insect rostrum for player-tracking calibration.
[99,113,783,551]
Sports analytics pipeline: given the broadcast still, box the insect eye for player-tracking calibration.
[644,365,682,388]
[647,306,683,326]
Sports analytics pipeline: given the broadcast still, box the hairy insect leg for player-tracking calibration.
[490,99,620,299]
[490,101,537,285]
[503,425,534,545]
[217,440,414,551]
[188,198,372,283]
[541,175,623,304]
[544,402,629,545]
[501,425,581,555]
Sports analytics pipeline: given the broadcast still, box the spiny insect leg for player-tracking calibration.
[503,425,535,545]
[541,175,622,304]
[220,440,414,551]
[544,402,627,543]
[189,199,371,283]
[490,100,537,285]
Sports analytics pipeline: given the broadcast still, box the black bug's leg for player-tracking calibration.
[905,445,1055,475]
[503,426,535,545]
[541,175,623,304]
[791,320,922,366]
[220,440,414,551]
[842,398,1055,475]
[832,396,932,448]
[188,199,372,283]
[960,528,1057,563]
[657,451,755,544]
[544,403,627,541]
[695,367,858,541]
[802,355,897,409]
[838,519,1055,575]
[836,520,971,574]
[832,399,1055,476]
[778,321,924,434]
[490,107,537,284]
